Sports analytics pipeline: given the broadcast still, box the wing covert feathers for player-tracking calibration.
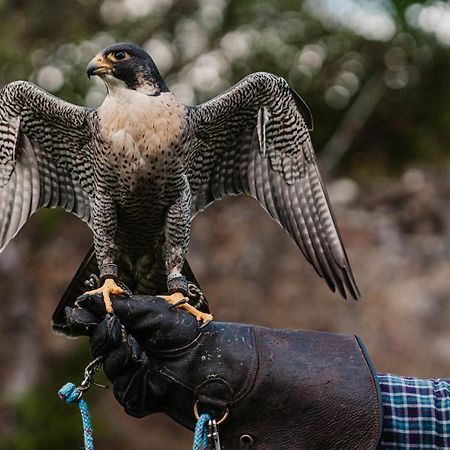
[189,72,360,300]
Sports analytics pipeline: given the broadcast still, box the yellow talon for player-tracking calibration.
[157,291,213,323]
[82,278,124,314]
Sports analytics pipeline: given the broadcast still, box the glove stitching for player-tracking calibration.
[145,332,203,357]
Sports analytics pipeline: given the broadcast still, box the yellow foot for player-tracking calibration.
[78,278,124,314]
[157,292,213,323]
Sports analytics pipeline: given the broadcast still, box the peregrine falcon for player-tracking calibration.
[0,42,359,324]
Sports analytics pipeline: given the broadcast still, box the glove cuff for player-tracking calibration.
[154,326,382,450]
[217,329,383,450]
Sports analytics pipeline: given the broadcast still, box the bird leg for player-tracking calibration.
[79,278,124,314]
[157,291,213,323]
[162,190,212,322]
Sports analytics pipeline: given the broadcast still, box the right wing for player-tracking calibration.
[187,72,359,300]
[0,81,95,252]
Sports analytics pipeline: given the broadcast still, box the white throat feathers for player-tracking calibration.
[97,87,185,175]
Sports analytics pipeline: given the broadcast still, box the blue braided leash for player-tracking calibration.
[58,382,94,450]
[58,350,212,450]
[193,413,212,450]
[59,386,211,450]
[57,356,104,450]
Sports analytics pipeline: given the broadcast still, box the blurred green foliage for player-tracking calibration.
[0,344,110,450]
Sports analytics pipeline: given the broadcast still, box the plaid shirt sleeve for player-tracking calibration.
[378,373,450,449]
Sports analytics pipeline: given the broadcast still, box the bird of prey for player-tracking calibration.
[0,42,359,324]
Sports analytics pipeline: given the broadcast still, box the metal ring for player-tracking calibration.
[193,400,201,420]
[167,272,184,282]
[193,400,229,425]
[240,434,254,449]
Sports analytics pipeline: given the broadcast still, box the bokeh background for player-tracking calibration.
[1,0,450,448]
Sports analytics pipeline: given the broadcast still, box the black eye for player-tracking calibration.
[114,51,127,61]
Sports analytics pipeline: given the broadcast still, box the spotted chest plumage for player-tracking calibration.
[90,87,191,285]
[96,89,187,194]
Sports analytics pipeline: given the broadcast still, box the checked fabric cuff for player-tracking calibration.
[378,373,450,449]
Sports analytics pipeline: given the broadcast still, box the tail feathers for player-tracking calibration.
[51,245,208,334]
[52,245,98,332]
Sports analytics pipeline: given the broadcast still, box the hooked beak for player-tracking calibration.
[86,54,112,79]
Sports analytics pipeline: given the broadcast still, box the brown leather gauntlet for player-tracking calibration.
[213,328,382,450]
[64,296,382,450]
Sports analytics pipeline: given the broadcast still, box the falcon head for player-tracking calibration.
[86,42,168,95]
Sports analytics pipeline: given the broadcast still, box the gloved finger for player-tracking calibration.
[110,360,170,419]
[89,314,123,358]
[62,293,114,337]
[76,293,115,316]
[109,295,201,352]
[63,305,102,336]
[102,334,145,381]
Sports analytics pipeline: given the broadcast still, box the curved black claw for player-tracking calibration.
[199,318,212,329]
[169,298,188,309]
[75,292,92,307]
[117,282,132,298]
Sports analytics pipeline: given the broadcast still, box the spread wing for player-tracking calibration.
[188,72,359,299]
[0,81,94,252]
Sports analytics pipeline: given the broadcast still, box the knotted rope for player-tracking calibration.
[193,413,212,450]
[58,382,94,450]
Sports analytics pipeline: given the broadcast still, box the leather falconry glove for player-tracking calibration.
[63,295,382,450]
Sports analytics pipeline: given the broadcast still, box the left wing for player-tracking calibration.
[0,81,95,252]
[187,72,359,300]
